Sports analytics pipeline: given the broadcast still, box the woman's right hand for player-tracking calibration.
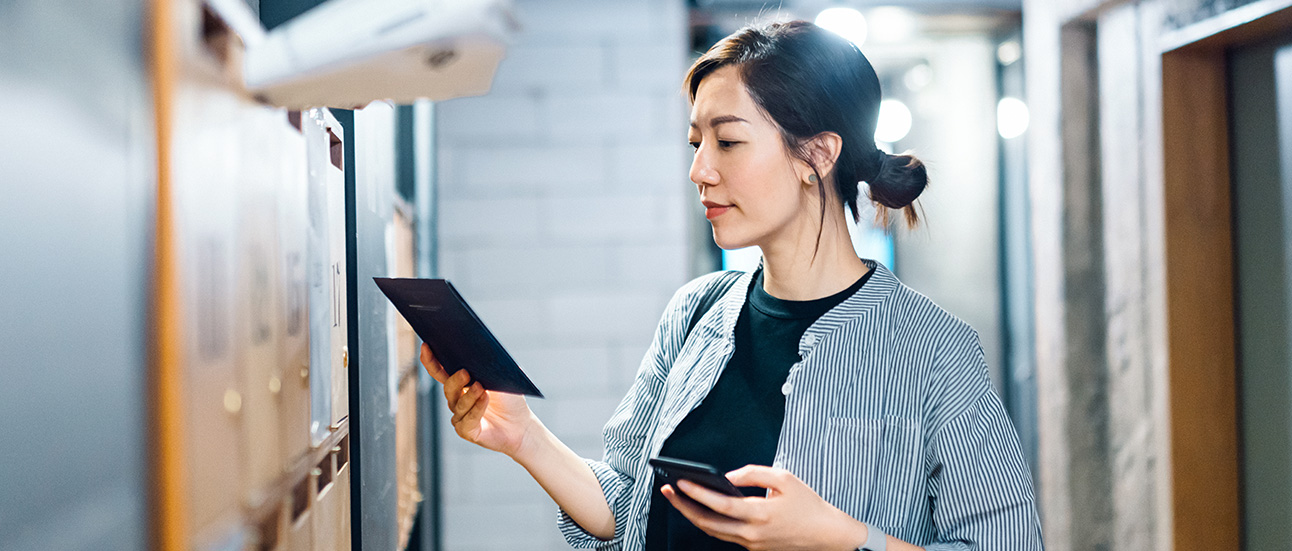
[420,343,538,458]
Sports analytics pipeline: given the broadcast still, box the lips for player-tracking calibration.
[702,200,732,220]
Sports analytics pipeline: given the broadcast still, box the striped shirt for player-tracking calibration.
[558,260,1044,550]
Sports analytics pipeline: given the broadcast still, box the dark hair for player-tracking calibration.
[683,20,928,231]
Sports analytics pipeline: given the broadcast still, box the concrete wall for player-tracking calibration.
[1022,1,1200,549]
[433,1,691,548]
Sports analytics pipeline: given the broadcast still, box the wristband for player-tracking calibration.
[858,521,887,551]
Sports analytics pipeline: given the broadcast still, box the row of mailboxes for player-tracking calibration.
[248,437,351,551]
[170,1,356,541]
[304,107,350,447]
[166,1,434,548]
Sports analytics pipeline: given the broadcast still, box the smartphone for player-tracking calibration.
[649,456,744,497]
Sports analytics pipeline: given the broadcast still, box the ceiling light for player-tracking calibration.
[997,97,1029,139]
[903,63,932,92]
[875,99,912,143]
[997,40,1022,66]
[866,7,916,44]
[815,7,867,47]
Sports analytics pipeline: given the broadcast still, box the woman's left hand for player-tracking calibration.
[661,464,867,551]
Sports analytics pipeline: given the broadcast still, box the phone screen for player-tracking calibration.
[649,456,744,497]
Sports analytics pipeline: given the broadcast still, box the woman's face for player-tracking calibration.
[688,65,814,252]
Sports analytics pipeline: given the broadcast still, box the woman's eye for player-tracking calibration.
[688,141,700,151]
[717,140,737,148]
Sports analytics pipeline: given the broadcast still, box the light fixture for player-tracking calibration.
[997,97,1029,139]
[875,99,912,143]
[815,7,867,47]
[903,63,932,92]
[997,40,1022,66]
[866,7,916,44]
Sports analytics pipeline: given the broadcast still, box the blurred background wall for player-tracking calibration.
[434,1,692,548]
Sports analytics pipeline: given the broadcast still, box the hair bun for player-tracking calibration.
[867,151,928,227]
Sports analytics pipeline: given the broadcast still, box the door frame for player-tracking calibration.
[1159,2,1292,548]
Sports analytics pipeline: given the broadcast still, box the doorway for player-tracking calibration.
[1230,36,1292,551]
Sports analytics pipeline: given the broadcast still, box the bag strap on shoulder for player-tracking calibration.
[684,271,743,340]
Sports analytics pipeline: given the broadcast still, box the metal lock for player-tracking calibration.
[223,389,242,414]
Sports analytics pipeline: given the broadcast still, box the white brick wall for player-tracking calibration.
[435,0,691,548]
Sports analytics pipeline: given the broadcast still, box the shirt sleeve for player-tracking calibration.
[556,273,729,549]
[923,340,1044,551]
[554,357,666,549]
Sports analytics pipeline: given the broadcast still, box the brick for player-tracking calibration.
[611,39,688,90]
[549,291,668,340]
[434,3,691,549]
[488,43,609,94]
[609,142,692,190]
[611,242,689,290]
[543,193,686,245]
[437,196,543,245]
[469,452,546,500]
[444,500,564,548]
[465,296,550,344]
[510,344,615,399]
[544,92,658,142]
[450,243,616,298]
[436,246,467,282]
[454,144,608,194]
[438,447,475,502]
[510,0,659,43]
[547,396,627,442]
[563,433,612,461]
[437,94,542,141]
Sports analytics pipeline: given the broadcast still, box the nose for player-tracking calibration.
[689,145,718,188]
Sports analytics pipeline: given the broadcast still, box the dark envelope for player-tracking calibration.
[374,278,543,397]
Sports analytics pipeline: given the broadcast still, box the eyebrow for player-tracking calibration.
[688,115,749,129]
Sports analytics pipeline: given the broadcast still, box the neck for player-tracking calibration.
[758,209,870,301]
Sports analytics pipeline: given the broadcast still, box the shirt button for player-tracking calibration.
[804,334,817,346]
[781,382,792,395]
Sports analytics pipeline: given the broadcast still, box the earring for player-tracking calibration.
[808,174,818,184]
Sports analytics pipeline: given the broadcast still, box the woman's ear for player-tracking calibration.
[797,132,843,185]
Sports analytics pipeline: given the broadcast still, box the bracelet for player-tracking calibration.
[858,521,887,551]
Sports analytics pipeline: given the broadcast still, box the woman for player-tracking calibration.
[421,20,1043,551]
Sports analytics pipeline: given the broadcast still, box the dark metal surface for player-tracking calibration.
[258,0,328,30]
[413,101,443,551]
[340,106,400,551]
[1231,37,1292,551]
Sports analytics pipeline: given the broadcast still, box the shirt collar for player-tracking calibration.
[703,258,898,350]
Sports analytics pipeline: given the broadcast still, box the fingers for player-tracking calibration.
[420,344,449,383]
[450,382,485,425]
[725,465,793,493]
[458,386,490,429]
[675,479,747,519]
[662,485,747,543]
[441,368,472,410]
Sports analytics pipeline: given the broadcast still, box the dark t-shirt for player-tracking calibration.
[644,267,874,550]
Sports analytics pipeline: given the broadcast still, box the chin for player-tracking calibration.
[710,226,755,251]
